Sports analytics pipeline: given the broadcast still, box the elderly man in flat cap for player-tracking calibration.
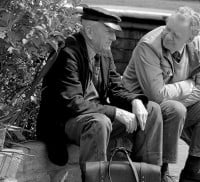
[36,5,163,171]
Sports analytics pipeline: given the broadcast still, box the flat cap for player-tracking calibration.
[81,6,122,31]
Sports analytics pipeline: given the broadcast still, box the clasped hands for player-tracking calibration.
[115,99,148,133]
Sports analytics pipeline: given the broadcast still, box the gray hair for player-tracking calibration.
[175,6,200,38]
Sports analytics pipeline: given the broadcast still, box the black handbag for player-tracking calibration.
[81,147,161,182]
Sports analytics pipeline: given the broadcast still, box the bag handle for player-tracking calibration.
[108,147,139,182]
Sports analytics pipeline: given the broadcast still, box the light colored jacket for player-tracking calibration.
[123,26,200,104]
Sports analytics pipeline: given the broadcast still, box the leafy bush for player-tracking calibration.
[0,0,82,145]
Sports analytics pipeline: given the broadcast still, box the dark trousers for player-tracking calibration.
[181,101,200,157]
[178,101,200,181]
[65,101,163,165]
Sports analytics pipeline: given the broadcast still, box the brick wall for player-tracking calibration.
[111,16,167,74]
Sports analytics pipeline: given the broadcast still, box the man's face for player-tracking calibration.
[162,13,192,53]
[91,22,116,53]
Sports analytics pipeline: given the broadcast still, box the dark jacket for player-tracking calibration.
[36,32,148,165]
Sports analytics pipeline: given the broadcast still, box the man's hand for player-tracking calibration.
[115,108,137,133]
[132,99,148,131]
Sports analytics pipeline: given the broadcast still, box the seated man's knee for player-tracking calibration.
[147,101,162,114]
[92,113,112,133]
[161,100,187,120]
[146,101,163,127]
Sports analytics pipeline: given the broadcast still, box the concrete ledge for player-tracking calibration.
[0,137,132,182]
[0,139,189,181]
[0,148,24,181]
[76,5,172,21]
[0,141,81,182]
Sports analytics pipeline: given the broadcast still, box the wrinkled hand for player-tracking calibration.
[132,99,148,131]
[115,108,137,133]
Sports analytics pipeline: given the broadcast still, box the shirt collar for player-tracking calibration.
[86,43,96,61]
[171,45,185,55]
[80,31,96,60]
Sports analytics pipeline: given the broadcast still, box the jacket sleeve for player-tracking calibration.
[107,55,148,110]
[132,43,194,104]
[52,49,116,121]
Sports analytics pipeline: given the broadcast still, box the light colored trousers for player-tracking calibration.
[160,100,185,163]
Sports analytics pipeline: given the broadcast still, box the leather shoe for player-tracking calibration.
[162,171,176,182]
[179,169,200,182]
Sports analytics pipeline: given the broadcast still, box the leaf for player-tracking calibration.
[49,31,65,44]
[0,8,10,27]
[34,26,48,40]
[31,37,43,47]
[0,115,13,123]
[9,130,26,141]
[50,16,60,31]
[0,109,21,124]
[46,39,58,51]
[4,124,21,131]
[0,27,7,39]
[34,25,45,31]
[49,31,64,37]
[0,148,35,156]
[0,0,12,8]
[0,20,7,27]
[7,30,22,46]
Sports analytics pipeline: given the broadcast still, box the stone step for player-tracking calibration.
[0,141,81,182]
[0,139,189,182]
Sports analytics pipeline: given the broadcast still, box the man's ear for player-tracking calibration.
[187,29,199,43]
[85,25,93,40]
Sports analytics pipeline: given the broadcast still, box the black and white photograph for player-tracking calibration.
[0,0,200,181]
